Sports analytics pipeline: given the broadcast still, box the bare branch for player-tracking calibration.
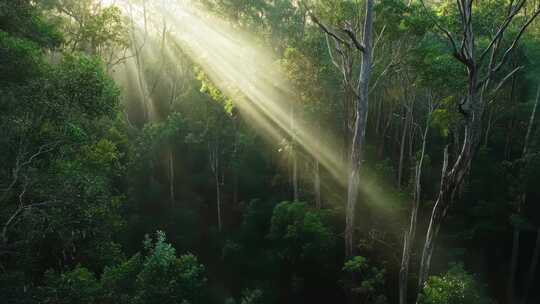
[307,11,350,47]
[420,1,465,60]
[369,60,397,94]
[478,0,526,63]
[343,24,365,52]
[373,24,387,53]
[490,6,540,74]
[490,66,522,97]
[324,34,341,71]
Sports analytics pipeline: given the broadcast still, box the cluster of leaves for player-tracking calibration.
[268,201,335,263]
[418,264,492,304]
[342,256,387,304]
[39,231,208,304]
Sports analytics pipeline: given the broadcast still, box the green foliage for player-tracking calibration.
[269,201,335,263]
[53,54,120,118]
[0,0,63,48]
[46,0,128,59]
[134,231,207,304]
[40,266,102,304]
[3,0,540,303]
[0,30,44,84]
[37,232,208,304]
[101,253,143,304]
[418,264,492,304]
[343,256,387,304]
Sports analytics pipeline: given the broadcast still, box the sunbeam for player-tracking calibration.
[105,0,397,212]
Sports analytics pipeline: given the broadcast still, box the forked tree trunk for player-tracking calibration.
[417,29,481,293]
[414,1,539,301]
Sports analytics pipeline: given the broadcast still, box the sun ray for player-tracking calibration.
[105,0,398,213]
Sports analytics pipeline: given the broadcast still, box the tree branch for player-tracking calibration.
[419,0,466,64]
[478,0,526,64]
[343,25,365,52]
[490,6,540,75]
[307,11,350,47]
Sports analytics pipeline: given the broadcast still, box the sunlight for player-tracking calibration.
[107,0,395,210]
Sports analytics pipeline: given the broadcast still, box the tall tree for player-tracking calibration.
[416,0,540,298]
[308,0,375,258]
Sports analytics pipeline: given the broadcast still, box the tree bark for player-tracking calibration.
[314,158,321,209]
[345,0,374,258]
[291,103,299,202]
[414,1,540,297]
[309,0,374,258]
[169,149,175,206]
[508,224,520,304]
[398,98,412,189]
[400,99,432,304]
[210,141,222,232]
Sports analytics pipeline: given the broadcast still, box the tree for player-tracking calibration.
[416,1,540,296]
[307,0,375,259]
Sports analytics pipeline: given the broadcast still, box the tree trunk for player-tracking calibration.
[378,104,393,158]
[483,107,494,148]
[417,7,485,291]
[417,74,481,295]
[505,74,518,160]
[414,2,539,301]
[232,115,239,205]
[210,141,222,232]
[345,0,374,258]
[314,158,321,209]
[215,168,222,232]
[508,226,520,304]
[169,149,175,206]
[398,100,412,189]
[291,103,299,201]
[400,101,431,304]
[375,92,382,135]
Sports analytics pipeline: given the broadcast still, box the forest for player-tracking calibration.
[1,0,540,303]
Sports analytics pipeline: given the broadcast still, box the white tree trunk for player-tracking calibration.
[291,103,299,202]
[398,100,412,189]
[209,141,222,232]
[169,149,175,206]
[314,158,321,209]
[345,0,374,258]
[400,100,432,304]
